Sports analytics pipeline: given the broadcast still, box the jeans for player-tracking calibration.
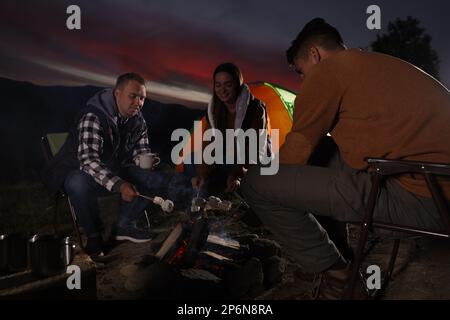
[64,166,168,238]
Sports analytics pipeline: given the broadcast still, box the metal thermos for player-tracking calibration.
[62,236,74,266]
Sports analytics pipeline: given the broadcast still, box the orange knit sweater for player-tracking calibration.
[280,49,450,198]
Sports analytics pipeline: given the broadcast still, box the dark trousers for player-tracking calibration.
[64,166,168,238]
[241,139,443,273]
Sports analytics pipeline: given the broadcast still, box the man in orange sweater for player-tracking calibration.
[241,18,450,299]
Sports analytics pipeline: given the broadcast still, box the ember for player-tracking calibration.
[168,240,188,265]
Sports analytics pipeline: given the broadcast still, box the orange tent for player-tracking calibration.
[249,82,295,148]
[175,82,296,171]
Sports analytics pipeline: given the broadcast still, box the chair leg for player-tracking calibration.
[346,224,370,299]
[67,196,84,251]
[345,174,382,299]
[424,173,450,234]
[377,238,400,297]
[53,193,60,235]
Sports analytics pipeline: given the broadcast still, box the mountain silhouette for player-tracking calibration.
[0,77,205,184]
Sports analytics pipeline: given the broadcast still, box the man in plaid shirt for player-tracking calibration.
[76,104,151,193]
[49,73,169,257]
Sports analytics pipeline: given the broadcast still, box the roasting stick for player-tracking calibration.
[138,194,174,213]
[138,194,156,223]
[138,194,154,201]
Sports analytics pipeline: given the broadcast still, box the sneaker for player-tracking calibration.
[115,226,153,243]
[311,264,368,300]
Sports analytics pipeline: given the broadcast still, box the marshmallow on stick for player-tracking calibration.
[205,196,232,212]
[153,196,174,213]
[139,194,174,213]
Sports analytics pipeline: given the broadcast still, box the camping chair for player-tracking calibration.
[346,158,450,299]
[41,133,84,249]
[41,133,151,252]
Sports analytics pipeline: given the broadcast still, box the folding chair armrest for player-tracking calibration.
[366,158,450,177]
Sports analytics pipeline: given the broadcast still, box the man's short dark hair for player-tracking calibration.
[286,18,344,65]
[115,72,146,89]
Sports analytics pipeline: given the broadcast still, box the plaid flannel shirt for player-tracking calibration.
[77,113,151,191]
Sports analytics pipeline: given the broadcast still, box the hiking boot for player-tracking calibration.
[115,226,153,243]
[311,264,368,300]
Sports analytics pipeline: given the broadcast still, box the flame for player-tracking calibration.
[169,239,188,265]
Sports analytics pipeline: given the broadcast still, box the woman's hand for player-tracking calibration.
[225,176,240,193]
[191,176,205,191]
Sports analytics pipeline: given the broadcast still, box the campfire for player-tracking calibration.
[123,195,286,299]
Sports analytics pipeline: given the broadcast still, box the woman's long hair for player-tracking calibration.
[212,63,243,132]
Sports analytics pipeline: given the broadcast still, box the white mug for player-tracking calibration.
[136,153,160,169]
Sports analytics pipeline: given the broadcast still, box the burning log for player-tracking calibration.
[201,251,233,262]
[206,235,240,250]
[154,217,210,268]
[181,217,210,268]
[155,223,186,261]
